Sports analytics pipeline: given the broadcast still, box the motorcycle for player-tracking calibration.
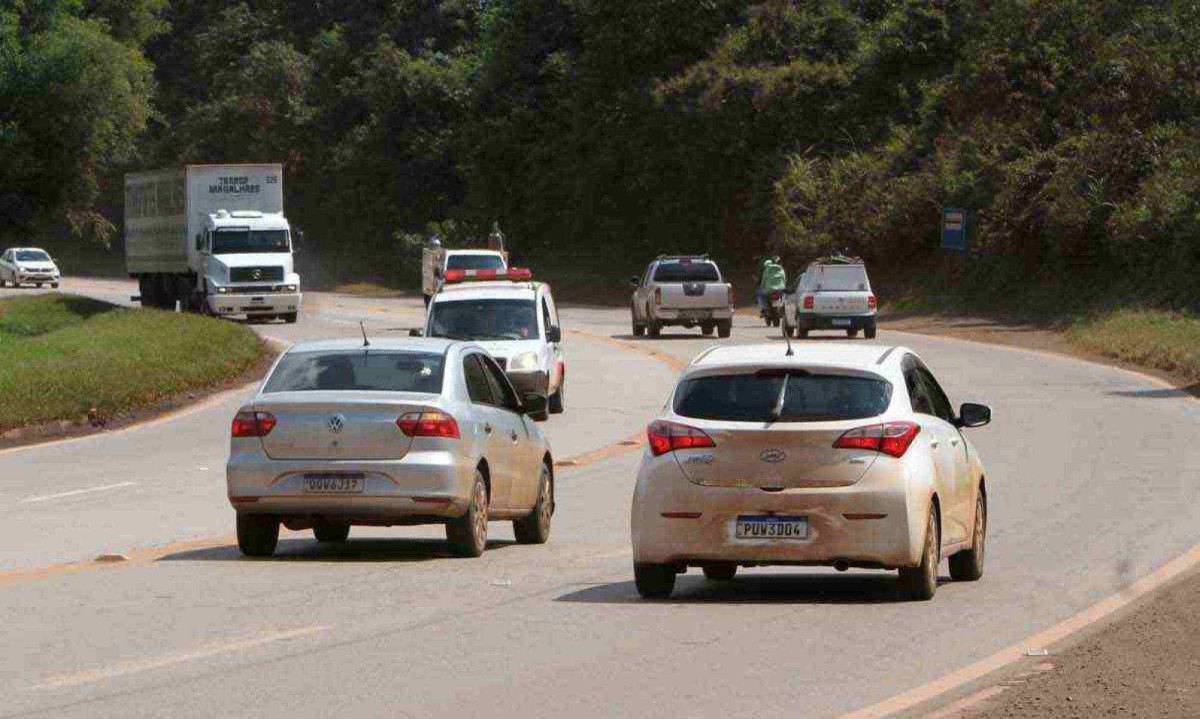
[760,290,785,327]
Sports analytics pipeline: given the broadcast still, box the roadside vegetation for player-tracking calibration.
[0,294,266,432]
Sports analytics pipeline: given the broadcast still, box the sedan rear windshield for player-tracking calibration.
[653,262,720,283]
[446,254,506,271]
[264,350,445,393]
[674,372,892,422]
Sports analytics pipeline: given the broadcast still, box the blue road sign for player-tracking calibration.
[942,208,968,252]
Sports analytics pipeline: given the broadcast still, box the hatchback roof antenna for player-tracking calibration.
[784,329,795,357]
[360,320,370,348]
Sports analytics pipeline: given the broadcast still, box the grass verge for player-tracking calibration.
[1066,309,1200,382]
[0,294,268,433]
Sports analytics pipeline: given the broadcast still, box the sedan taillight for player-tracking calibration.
[398,411,460,439]
[833,421,919,458]
[232,411,276,437]
[647,420,715,457]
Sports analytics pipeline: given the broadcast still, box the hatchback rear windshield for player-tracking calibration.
[446,254,506,271]
[673,372,892,422]
[264,350,445,393]
[653,262,720,283]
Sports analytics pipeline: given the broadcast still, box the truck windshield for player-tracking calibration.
[446,254,506,271]
[16,250,51,262]
[674,372,892,422]
[653,262,720,282]
[428,299,539,341]
[212,229,290,254]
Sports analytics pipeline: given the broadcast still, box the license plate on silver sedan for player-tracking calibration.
[303,474,365,494]
[735,515,809,540]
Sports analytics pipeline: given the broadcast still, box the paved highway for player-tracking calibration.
[2,278,1198,717]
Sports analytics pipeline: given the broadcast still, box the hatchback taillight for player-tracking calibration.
[833,421,919,458]
[398,411,460,439]
[868,294,877,310]
[232,411,276,437]
[647,420,716,457]
[803,295,814,309]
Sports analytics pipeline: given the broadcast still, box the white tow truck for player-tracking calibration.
[630,255,734,338]
[422,267,566,416]
[124,164,302,322]
[782,256,877,339]
[421,247,508,305]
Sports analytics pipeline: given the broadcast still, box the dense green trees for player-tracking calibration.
[1,0,1197,303]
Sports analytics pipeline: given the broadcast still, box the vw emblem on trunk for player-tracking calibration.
[759,448,787,464]
[327,414,345,434]
[251,269,263,280]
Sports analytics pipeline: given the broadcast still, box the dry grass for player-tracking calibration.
[1066,309,1200,381]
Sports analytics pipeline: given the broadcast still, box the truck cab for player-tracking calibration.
[196,210,302,322]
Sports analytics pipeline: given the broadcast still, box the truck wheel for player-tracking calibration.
[648,320,661,338]
[846,328,859,338]
[865,323,877,339]
[282,312,298,324]
[717,320,732,338]
[237,515,279,557]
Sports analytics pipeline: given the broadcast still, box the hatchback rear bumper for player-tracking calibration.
[794,313,876,331]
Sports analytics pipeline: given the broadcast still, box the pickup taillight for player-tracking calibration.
[654,287,662,305]
[728,286,735,306]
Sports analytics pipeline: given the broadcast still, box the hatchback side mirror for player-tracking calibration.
[521,392,549,421]
[956,402,991,428]
[408,328,424,337]
[546,326,562,343]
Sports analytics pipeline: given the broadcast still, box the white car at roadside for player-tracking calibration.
[0,248,60,288]
[630,343,992,601]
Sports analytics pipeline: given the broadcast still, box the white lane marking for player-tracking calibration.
[18,482,137,504]
[32,625,332,690]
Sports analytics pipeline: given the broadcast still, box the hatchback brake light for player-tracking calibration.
[647,420,716,457]
[803,295,814,310]
[833,421,919,458]
[232,411,276,437]
[868,294,877,310]
[398,411,460,439]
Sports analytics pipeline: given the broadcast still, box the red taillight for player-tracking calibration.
[231,411,276,437]
[654,287,662,305]
[833,421,920,458]
[443,269,466,283]
[770,291,783,301]
[803,295,814,310]
[647,420,716,457]
[397,411,460,439]
[868,294,877,310]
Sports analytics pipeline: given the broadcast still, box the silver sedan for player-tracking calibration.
[226,338,555,557]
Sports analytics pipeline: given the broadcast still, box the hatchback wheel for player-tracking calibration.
[702,564,737,582]
[513,463,553,545]
[237,515,279,557]
[949,492,986,581]
[898,508,939,601]
[634,563,676,599]
[447,471,489,557]
[313,522,351,543]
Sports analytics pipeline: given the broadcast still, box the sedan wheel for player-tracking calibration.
[447,471,489,557]
[949,492,986,581]
[237,515,280,557]
[513,463,553,544]
[898,508,939,601]
[634,563,676,599]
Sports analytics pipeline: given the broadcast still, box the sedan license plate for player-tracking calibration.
[303,474,365,494]
[736,515,808,540]
[831,318,852,327]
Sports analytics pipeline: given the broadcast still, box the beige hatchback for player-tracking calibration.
[630,343,991,600]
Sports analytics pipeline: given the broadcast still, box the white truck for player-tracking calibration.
[630,255,734,338]
[124,164,302,322]
[421,247,508,305]
[782,256,877,339]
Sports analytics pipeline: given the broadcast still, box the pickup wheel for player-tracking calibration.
[701,323,714,336]
[282,312,298,324]
[717,320,732,338]
[631,306,645,337]
[647,319,661,338]
[846,328,859,338]
[865,323,877,339]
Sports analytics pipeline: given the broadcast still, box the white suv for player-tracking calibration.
[783,257,877,339]
[424,269,566,417]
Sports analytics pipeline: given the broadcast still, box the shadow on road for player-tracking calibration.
[610,334,719,342]
[556,572,949,605]
[158,537,516,564]
[1106,383,1200,400]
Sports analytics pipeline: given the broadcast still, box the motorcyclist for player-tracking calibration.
[756,256,787,314]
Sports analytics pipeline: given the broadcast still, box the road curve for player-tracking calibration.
[1,278,1198,718]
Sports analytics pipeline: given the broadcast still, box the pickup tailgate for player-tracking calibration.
[659,282,730,309]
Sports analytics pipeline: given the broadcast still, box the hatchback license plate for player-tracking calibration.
[303,474,365,494]
[736,515,808,540]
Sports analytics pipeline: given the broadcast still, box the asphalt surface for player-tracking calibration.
[2,278,1198,718]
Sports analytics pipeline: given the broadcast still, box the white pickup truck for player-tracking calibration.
[782,257,877,339]
[630,256,734,338]
[421,247,508,305]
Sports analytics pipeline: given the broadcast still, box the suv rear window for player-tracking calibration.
[674,372,892,422]
[811,265,870,291]
[653,262,720,283]
[264,350,445,393]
